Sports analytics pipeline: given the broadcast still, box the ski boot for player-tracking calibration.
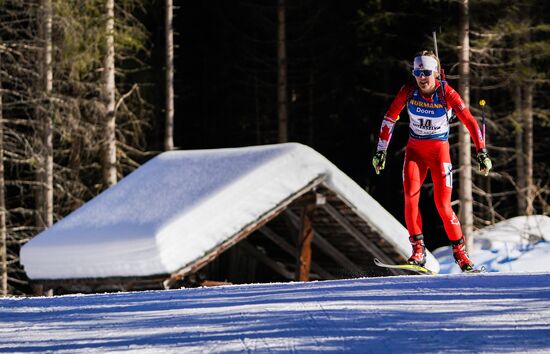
[451,237,475,272]
[407,234,426,266]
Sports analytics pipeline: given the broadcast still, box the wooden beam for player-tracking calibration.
[285,210,364,275]
[239,241,294,280]
[296,198,316,281]
[321,203,395,264]
[200,280,233,287]
[259,226,335,279]
[291,191,325,207]
[163,174,327,289]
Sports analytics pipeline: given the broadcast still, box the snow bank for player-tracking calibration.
[21,143,438,280]
[434,215,550,274]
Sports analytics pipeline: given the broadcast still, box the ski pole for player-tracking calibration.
[432,28,451,125]
[479,99,486,141]
[432,28,445,80]
[432,30,439,58]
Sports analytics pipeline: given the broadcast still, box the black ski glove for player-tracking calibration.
[476,148,492,176]
[372,151,386,175]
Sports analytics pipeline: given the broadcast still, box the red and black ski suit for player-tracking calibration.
[376,81,485,241]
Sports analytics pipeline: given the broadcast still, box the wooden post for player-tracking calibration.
[296,198,316,281]
[284,210,364,275]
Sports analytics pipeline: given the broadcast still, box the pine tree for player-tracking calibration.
[102,0,117,187]
[457,0,474,249]
[38,0,53,229]
[469,0,550,220]
[0,57,6,296]
[0,0,150,294]
[0,0,43,294]
[277,0,288,143]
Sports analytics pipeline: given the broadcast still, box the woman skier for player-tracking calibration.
[372,50,492,272]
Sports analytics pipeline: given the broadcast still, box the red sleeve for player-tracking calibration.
[385,84,409,119]
[376,84,409,151]
[444,83,486,151]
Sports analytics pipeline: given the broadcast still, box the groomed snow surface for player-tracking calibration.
[1,273,550,353]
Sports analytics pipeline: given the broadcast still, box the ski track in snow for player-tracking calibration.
[1,273,550,353]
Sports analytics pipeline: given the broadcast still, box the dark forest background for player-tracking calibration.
[144,0,441,246]
[143,0,548,247]
[0,0,548,294]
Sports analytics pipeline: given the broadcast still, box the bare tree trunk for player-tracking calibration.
[523,83,535,215]
[103,0,117,187]
[458,0,473,249]
[514,85,527,214]
[164,0,174,151]
[308,71,314,146]
[277,0,288,143]
[254,70,261,144]
[41,0,53,228]
[0,60,7,296]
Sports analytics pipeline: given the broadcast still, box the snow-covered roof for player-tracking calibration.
[21,143,438,280]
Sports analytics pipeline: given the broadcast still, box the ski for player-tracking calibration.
[462,266,487,274]
[374,258,487,275]
[373,258,436,275]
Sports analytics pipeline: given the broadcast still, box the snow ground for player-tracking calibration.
[1,272,550,353]
[435,215,550,274]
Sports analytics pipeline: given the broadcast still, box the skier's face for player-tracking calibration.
[413,55,439,95]
[414,70,436,94]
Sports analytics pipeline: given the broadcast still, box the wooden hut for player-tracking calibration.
[21,143,439,294]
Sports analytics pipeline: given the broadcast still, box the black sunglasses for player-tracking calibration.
[412,69,434,77]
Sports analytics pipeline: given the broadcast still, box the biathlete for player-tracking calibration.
[372,50,492,272]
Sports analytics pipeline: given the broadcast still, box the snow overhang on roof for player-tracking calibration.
[20,143,439,285]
